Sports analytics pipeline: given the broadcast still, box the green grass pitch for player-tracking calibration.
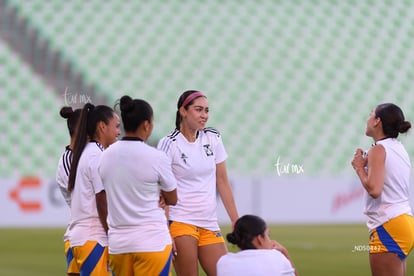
[0,224,413,276]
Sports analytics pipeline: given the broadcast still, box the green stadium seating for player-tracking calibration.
[3,0,414,177]
[0,42,68,177]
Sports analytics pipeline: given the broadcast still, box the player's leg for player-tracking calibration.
[403,259,407,276]
[173,236,199,276]
[369,253,404,276]
[369,214,414,276]
[198,242,227,276]
[198,228,227,276]
[169,221,200,276]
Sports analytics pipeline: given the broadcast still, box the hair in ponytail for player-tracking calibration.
[68,103,114,192]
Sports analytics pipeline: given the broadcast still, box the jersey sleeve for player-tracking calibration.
[88,154,105,194]
[157,151,177,192]
[210,131,228,164]
[55,160,71,207]
[157,136,176,161]
[156,137,165,151]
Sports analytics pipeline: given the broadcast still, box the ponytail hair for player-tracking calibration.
[117,95,153,132]
[175,90,206,130]
[375,103,411,138]
[60,106,82,137]
[68,103,114,192]
[226,215,267,250]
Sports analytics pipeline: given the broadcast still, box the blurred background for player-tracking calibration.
[1,0,414,225]
[2,1,414,275]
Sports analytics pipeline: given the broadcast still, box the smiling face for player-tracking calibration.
[100,112,121,147]
[180,96,209,131]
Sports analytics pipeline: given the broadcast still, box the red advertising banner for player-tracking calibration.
[1,177,69,227]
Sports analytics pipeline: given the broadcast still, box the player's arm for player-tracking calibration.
[96,190,108,233]
[158,151,178,206]
[161,189,177,206]
[216,161,239,227]
[271,240,298,276]
[352,145,385,198]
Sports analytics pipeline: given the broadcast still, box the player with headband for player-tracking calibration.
[158,90,239,276]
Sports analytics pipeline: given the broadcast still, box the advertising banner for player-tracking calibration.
[2,175,414,227]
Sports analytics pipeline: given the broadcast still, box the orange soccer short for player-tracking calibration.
[109,244,173,276]
[169,221,225,246]
[64,240,80,274]
[71,241,111,275]
[369,214,414,260]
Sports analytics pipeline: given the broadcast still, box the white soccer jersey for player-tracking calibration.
[56,146,72,207]
[69,141,107,247]
[217,249,296,276]
[364,138,413,230]
[157,128,227,231]
[55,146,72,242]
[99,138,177,254]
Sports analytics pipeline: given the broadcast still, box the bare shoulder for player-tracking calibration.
[368,144,385,162]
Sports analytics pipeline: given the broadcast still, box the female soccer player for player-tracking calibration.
[352,103,414,276]
[99,95,177,275]
[56,106,81,276]
[158,90,239,276]
[68,103,120,276]
[217,215,296,276]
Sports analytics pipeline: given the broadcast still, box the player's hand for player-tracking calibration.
[271,240,294,263]
[271,240,285,251]
[351,148,367,171]
[159,195,166,209]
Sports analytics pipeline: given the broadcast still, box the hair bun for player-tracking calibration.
[226,232,238,245]
[120,95,134,112]
[60,106,74,119]
[399,121,412,134]
[85,103,95,112]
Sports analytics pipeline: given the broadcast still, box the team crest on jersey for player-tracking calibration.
[203,144,214,156]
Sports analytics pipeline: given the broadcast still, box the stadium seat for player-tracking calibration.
[0,41,68,177]
[3,0,414,177]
